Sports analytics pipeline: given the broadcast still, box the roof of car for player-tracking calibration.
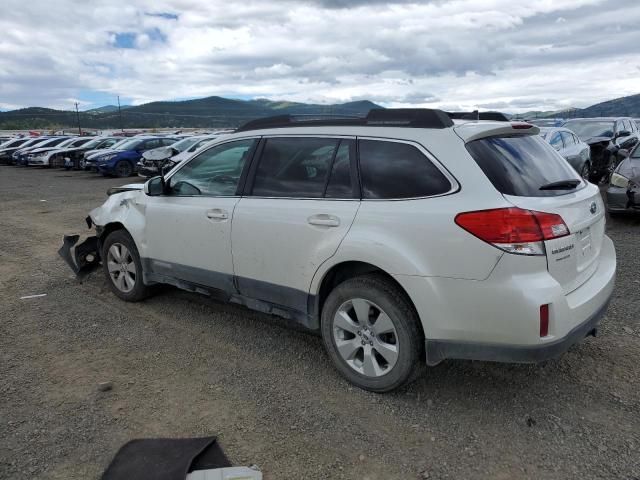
[564,117,633,121]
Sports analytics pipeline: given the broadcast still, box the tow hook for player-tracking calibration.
[58,235,101,277]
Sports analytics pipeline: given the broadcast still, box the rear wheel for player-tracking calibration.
[321,274,422,392]
[114,160,133,177]
[101,230,150,302]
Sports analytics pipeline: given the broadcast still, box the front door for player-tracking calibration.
[143,138,257,292]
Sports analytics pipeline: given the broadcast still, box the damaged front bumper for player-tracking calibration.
[58,217,102,277]
[606,185,640,213]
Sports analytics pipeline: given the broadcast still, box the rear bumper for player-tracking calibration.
[395,235,616,365]
[424,295,608,365]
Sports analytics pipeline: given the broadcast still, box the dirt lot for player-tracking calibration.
[0,166,639,480]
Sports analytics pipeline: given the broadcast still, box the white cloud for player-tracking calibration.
[0,0,638,112]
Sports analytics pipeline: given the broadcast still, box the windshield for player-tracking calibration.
[186,138,216,152]
[532,119,559,127]
[563,120,615,139]
[115,139,143,151]
[57,138,79,148]
[169,137,200,152]
[1,138,30,149]
[80,138,104,149]
[466,134,583,197]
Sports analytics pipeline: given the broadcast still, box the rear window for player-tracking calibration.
[466,134,583,197]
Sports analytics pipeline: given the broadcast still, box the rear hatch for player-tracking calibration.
[464,128,605,294]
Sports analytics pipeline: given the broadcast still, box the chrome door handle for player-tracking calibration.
[206,209,229,220]
[308,214,340,227]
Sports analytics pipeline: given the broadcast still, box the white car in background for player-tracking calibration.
[60,109,616,392]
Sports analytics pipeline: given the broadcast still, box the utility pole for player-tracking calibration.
[117,95,124,133]
[74,102,82,135]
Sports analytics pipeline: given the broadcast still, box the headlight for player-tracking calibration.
[610,172,630,189]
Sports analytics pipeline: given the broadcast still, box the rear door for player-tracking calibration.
[231,136,359,313]
[465,133,606,294]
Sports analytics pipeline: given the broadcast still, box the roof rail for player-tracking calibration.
[447,110,510,122]
[235,108,454,132]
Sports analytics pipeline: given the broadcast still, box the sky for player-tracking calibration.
[0,0,639,112]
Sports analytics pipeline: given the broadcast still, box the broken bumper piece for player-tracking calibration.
[58,234,101,277]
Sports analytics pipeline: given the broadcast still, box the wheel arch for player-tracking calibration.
[311,261,424,338]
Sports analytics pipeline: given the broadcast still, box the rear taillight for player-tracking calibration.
[455,207,569,256]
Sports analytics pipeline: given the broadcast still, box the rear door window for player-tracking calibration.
[358,139,451,199]
[466,134,584,197]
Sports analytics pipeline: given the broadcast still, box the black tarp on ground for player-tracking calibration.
[101,436,232,480]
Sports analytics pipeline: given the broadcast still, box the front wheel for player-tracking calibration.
[321,274,423,392]
[101,230,150,302]
[114,160,133,177]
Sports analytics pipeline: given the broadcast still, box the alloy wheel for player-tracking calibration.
[106,243,136,293]
[332,298,399,377]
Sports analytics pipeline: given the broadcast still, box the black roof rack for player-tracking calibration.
[235,108,454,132]
[447,110,509,122]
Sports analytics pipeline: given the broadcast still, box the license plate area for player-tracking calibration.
[576,226,595,269]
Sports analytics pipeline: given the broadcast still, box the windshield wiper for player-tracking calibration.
[539,179,581,190]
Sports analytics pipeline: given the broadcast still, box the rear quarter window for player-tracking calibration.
[466,134,584,197]
[358,139,451,199]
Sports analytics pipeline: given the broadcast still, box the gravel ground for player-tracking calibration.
[0,166,639,480]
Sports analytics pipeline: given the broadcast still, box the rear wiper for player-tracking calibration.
[539,179,581,190]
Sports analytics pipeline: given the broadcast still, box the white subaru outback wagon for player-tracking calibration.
[60,109,616,392]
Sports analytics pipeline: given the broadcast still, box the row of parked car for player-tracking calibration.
[0,131,231,178]
[530,117,640,185]
[1,115,638,217]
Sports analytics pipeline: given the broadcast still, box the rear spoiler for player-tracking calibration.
[447,111,510,122]
[454,122,540,143]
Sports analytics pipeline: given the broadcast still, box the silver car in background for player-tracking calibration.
[539,127,591,178]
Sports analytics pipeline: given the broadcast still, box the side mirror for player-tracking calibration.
[144,176,165,196]
[616,130,631,139]
[618,149,630,158]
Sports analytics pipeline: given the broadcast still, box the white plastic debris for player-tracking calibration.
[20,294,47,300]
[186,466,262,480]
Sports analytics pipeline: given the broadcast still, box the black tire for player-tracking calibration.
[114,160,133,177]
[321,274,423,392]
[101,230,150,302]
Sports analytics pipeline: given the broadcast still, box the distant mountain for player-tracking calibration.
[85,105,132,114]
[514,94,640,120]
[0,96,383,129]
[576,94,640,118]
